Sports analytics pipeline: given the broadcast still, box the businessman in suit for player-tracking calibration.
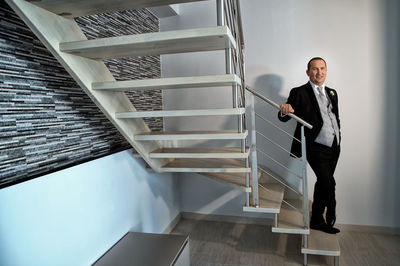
[278,57,341,234]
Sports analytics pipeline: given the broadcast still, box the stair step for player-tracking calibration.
[30,0,205,18]
[301,229,340,256]
[202,169,261,192]
[60,26,235,60]
[243,183,285,213]
[92,74,241,91]
[150,147,249,159]
[272,199,310,235]
[160,158,250,173]
[116,108,245,118]
[135,130,248,141]
[202,172,251,192]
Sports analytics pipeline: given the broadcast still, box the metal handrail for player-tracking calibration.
[245,86,313,129]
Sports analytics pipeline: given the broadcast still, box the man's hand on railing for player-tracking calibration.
[280,104,294,115]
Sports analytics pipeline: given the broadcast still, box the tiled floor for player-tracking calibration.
[171,218,400,266]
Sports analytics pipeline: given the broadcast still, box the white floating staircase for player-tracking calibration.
[5,0,339,265]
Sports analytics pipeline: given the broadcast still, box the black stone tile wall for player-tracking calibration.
[0,1,163,188]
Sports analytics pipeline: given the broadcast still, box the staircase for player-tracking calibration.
[5,0,339,265]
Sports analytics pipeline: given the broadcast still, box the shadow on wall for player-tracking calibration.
[382,0,400,228]
[251,74,302,191]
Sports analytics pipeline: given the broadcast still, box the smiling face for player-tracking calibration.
[306,59,327,86]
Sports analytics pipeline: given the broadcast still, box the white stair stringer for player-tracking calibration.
[5,0,167,171]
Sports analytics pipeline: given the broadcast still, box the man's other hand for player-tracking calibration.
[280,104,294,115]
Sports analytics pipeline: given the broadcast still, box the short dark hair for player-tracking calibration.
[307,57,327,70]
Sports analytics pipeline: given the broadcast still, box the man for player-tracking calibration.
[278,57,341,234]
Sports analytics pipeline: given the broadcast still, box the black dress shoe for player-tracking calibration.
[310,222,339,234]
[330,226,340,233]
[326,216,340,233]
[326,215,336,227]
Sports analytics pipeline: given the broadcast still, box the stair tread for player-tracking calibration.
[202,172,250,192]
[302,229,340,256]
[135,130,248,140]
[272,199,309,235]
[161,158,250,173]
[60,26,235,59]
[30,0,205,18]
[150,147,249,158]
[92,74,241,91]
[116,108,245,118]
[243,183,285,213]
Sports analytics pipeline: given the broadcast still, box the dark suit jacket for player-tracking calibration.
[278,82,341,157]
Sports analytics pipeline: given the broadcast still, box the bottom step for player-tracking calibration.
[301,229,340,256]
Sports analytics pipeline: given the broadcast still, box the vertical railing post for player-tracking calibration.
[216,0,224,26]
[250,94,259,207]
[301,125,309,247]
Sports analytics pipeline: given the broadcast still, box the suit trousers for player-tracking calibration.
[307,137,340,224]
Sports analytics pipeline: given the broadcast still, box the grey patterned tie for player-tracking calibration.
[317,86,326,103]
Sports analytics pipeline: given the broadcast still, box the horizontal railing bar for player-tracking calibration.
[255,113,301,143]
[246,86,313,129]
[256,131,300,159]
[257,149,302,179]
[257,167,301,196]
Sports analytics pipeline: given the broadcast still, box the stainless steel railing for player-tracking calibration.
[217,0,311,248]
[218,0,311,249]
[246,87,313,129]
[246,85,312,246]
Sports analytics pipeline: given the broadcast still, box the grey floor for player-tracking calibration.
[171,218,400,266]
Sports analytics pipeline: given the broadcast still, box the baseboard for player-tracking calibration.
[337,223,400,235]
[181,212,273,226]
[163,213,182,234]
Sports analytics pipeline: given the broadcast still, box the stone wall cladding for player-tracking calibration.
[0,1,162,188]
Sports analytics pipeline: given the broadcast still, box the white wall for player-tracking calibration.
[0,150,180,266]
[161,0,400,228]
